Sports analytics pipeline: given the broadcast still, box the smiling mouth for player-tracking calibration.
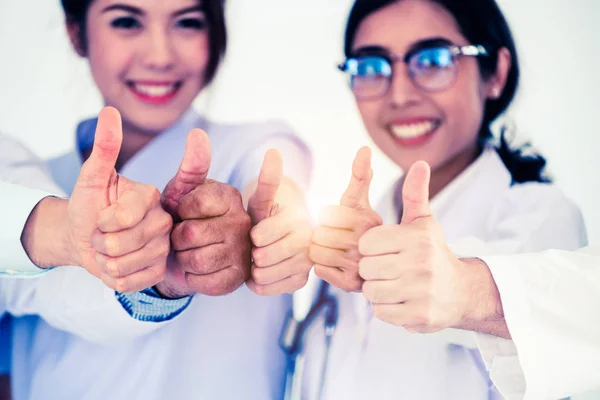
[126,81,183,104]
[387,119,441,146]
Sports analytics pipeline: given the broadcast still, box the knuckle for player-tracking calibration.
[350,275,364,292]
[115,208,135,229]
[239,212,252,232]
[313,264,326,280]
[291,274,308,290]
[252,248,266,267]
[180,223,198,245]
[250,226,263,247]
[372,305,387,321]
[105,259,122,278]
[252,282,268,297]
[147,185,161,205]
[159,213,174,234]
[362,281,376,301]
[251,267,265,284]
[159,239,172,257]
[358,258,369,279]
[367,211,383,227]
[114,277,132,293]
[104,235,121,257]
[152,265,168,283]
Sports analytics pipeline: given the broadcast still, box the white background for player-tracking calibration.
[1,0,599,242]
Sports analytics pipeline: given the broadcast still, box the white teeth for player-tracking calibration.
[390,121,437,139]
[133,84,176,97]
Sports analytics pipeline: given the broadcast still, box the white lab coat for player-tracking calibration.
[480,247,600,399]
[0,134,172,343]
[299,147,587,400]
[8,110,312,400]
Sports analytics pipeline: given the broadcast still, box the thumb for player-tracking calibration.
[400,161,432,224]
[77,106,122,192]
[162,128,211,216]
[340,146,373,209]
[248,149,283,224]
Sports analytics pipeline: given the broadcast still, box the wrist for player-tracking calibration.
[22,196,77,269]
[155,279,191,299]
[455,257,505,330]
[155,254,193,299]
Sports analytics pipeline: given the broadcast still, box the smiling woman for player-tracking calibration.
[60,0,227,168]
[0,0,315,400]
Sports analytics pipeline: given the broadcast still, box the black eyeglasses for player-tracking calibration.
[338,44,489,99]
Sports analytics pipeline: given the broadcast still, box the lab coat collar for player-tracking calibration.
[378,146,512,243]
[53,108,205,194]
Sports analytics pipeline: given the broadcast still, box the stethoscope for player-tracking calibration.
[280,281,338,400]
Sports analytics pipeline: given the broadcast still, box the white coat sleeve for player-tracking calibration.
[0,267,188,344]
[481,247,600,399]
[446,184,588,399]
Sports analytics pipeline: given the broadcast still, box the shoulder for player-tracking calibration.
[204,118,302,143]
[502,182,583,223]
[0,134,40,167]
[488,182,587,251]
[0,134,62,193]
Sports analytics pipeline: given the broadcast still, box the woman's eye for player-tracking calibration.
[110,16,142,30]
[176,18,207,30]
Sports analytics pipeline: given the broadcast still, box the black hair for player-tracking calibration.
[60,0,227,85]
[345,0,550,184]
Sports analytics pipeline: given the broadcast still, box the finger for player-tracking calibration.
[252,231,310,268]
[175,243,235,275]
[311,226,357,250]
[340,146,373,209]
[362,278,425,304]
[250,207,306,248]
[308,243,356,269]
[177,181,232,220]
[185,265,247,296]
[95,234,171,278]
[358,254,402,281]
[401,161,432,224]
[247,149,283,225]
[170,218,227,252]
[162,129,212,216]
[247,272,309,296]
[77,106,122,191]
[92,207,173,257]
[102,263,167,294]
[318,205,367,230]
[358,225,410,256]
[314,264,363,293]
[97,186,161,233]
[251,253,311,285]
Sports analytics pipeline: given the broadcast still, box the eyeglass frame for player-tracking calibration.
[337,44,489,99]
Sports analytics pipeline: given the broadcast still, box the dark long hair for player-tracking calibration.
[60,0,227,85]
[345,0,550,184]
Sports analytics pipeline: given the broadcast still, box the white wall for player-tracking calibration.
[1,0,599,241]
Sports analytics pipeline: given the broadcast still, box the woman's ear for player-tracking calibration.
[66,19,87,57]
[487,47,511,99]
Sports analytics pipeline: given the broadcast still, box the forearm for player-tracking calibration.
[21,196,77,269]
[455,258,511,339]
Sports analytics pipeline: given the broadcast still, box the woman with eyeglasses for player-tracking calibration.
[302,0,588,398]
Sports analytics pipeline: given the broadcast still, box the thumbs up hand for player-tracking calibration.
[309,147,383,292]
[157,129,252,298]
[359,161,468,333]
[245,150,313,296]
[69,107,173,293]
